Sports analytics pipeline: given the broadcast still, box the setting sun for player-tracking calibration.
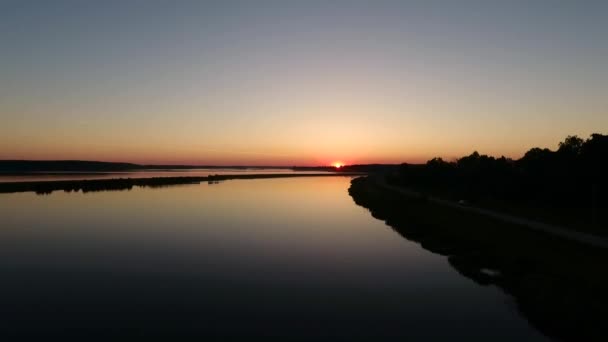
[1,2,606,340]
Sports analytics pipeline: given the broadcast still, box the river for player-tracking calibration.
[0,176,548,340]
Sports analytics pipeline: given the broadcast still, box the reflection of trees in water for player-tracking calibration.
[31,177,223,194]
[27,178,206,195]
[349,176,608,342]
[1,174,351,195]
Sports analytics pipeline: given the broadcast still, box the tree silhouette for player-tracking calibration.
[391,133,608,232]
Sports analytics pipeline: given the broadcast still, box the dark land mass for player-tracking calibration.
[349,175,608,342]
[293,164,400,173]
[0,160,399,174]
[0,160,298,173]
[388,133,608,235]
[0,160,143,172]
[0,173,365,195]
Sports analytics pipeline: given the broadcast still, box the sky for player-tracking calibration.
[1,1,607,166]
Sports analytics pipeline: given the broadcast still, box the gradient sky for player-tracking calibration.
[1,1,606,165]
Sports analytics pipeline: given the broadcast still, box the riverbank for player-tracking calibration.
[377,176,608,248]
[349,176,608,342]
[0,173,365,195]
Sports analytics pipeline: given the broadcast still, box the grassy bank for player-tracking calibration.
[0,173,363,195]
[349,176,608,342]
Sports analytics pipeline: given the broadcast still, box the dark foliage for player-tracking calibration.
[0,173,363,195]
[390,134,608,230]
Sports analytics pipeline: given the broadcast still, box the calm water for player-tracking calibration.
[0,168,329,183]
[0,177,548,340]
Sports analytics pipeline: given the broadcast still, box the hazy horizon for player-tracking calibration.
[2,1,606,166]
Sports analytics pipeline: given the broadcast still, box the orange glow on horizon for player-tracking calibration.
[332,162,343,168]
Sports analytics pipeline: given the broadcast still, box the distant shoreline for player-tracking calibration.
[0,173,366,195]
[0,160,343,173]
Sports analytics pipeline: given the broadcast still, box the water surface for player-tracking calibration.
[0,168,329,183]
[0,177,548,340]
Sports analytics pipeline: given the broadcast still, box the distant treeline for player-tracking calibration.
[0,173,362,195]
[390,133,607,228]
[293,164,399,173]
[0,160,300,173]
[0,160,399,174]
[0,160,142,172]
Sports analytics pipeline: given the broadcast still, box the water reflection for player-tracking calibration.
[0,177,548,340]
[0,168,329,183]
[349,176,607,342]
[0,173,344,195]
